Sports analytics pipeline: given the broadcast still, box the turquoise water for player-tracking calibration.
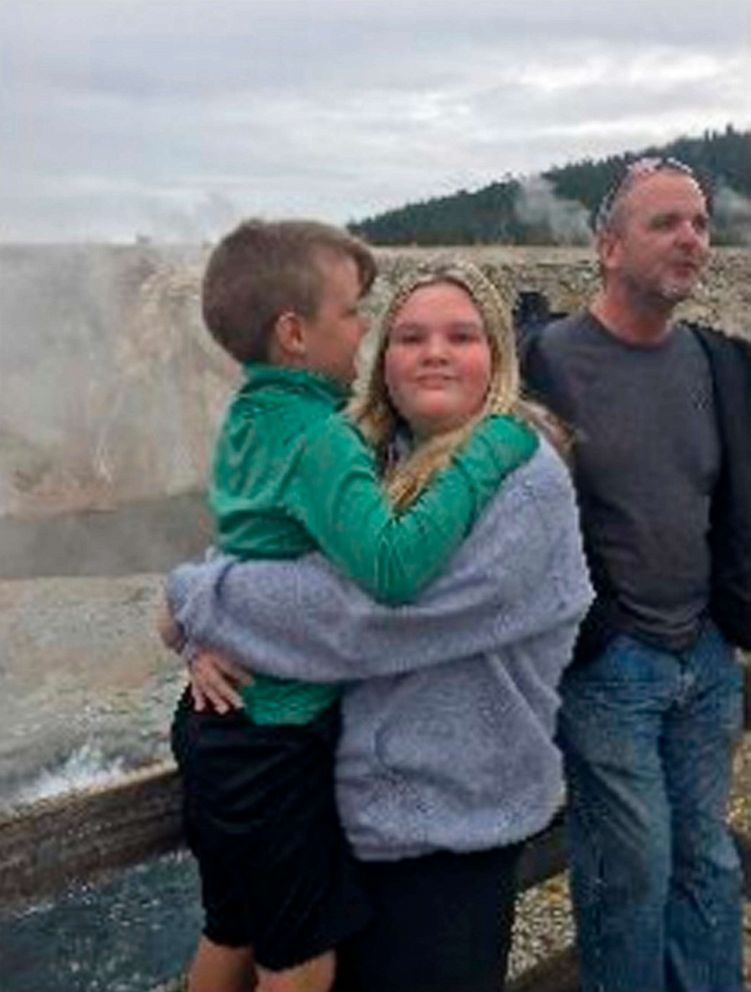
[0,851,201,991]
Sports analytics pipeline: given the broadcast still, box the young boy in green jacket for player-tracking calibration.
[167,219,537,992]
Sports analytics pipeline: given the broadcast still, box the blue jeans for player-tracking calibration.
[558,621,744,992]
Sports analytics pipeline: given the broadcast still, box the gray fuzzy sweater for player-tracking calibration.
[168,441,593,861]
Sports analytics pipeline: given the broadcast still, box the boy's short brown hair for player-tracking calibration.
[202,219,377,362]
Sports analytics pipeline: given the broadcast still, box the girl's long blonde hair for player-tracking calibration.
[348,259,562,510]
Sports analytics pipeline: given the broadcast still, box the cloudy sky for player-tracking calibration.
[2,0,749,242]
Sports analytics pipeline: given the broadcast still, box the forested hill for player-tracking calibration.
[349,126,750,246]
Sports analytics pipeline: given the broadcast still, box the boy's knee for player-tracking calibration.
[188,937,256,992]
[257,951,335,992]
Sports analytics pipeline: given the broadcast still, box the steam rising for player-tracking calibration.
[140,192,241,246]
[513,177,593,246]
[0,246,235,522]
[712,183,751,245]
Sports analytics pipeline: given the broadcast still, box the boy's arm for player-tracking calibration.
[285,413,537,605]
[168,461,593,683]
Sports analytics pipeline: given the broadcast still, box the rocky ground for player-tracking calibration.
[375,246,751,342]
[0,574,182,805]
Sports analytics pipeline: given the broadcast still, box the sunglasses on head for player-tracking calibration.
[594,156,697,233]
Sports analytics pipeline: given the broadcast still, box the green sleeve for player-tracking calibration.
[286,414,538,605]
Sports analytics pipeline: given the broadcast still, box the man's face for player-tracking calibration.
[600,171,710,305]
[300,253,368,385]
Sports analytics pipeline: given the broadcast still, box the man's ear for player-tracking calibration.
[597,229,621,273]
[273,311,307,361]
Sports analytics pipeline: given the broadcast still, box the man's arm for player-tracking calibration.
[169,447,593,683]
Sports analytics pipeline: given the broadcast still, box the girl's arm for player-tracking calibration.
[169,446,593,682]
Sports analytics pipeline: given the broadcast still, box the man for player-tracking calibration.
[522,158,751,992]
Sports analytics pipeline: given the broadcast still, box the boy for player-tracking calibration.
[167,219,538,992]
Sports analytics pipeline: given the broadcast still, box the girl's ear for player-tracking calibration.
[272,311,307,361]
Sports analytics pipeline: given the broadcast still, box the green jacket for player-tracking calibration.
[211,363,537,723]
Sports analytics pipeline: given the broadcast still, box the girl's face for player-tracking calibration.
[384,282,493,438]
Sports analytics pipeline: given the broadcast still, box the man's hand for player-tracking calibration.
[190,649,252,713]
[156,596,185,652]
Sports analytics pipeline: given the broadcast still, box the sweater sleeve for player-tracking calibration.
[282,413,537,605]
[168,445,594,682]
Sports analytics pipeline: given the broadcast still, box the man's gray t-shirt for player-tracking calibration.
[527,311,720,650]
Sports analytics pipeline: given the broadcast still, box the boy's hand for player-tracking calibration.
[156,596,185,652]
[190,649,251,713]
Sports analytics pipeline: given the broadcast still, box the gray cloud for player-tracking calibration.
[1,0,749,240]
